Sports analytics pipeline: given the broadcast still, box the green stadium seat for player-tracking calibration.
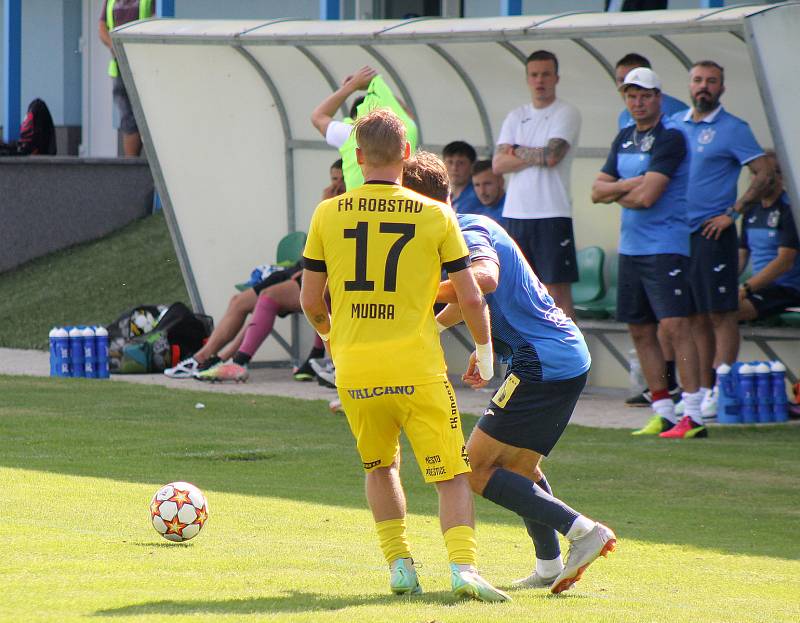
[575,253,617,320]
[571,246,605,305]
[276,231,307,266]
[779,310,800,328]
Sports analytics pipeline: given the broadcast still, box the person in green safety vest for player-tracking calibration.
[311,65,418,190]
[98,0,154,156]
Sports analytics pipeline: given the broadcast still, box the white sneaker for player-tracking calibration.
[674,398,685,416]
[701,386,718,422]
[551,523,616,594]
[511,570,559,589]
[309,357,336,388]
[164,357,200,379]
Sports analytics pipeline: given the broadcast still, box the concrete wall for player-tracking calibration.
[0,157,153,273]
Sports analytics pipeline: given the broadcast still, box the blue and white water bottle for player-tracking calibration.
[49,328,58,376]
[95,326,110,379]
[82,326,97,378]
[69,326,85,378]
[770,361,788,422]
[53,327,70,377]
[716,363,739,423]
[738,363,756,424]
[755,362,773,423]
[50,327,70,376]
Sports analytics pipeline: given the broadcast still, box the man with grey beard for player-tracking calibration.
[671,60,773,426]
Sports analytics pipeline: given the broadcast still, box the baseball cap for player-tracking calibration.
[619,67,662,92]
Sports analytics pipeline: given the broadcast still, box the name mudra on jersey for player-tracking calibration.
[351,303,396,319]
[337,197,423,213]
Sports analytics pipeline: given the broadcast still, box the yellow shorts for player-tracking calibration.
[337,380,471,483]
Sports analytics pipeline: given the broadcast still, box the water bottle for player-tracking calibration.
[771,361,788,422]
[82,326,97,378]
[716,363,739,423]
[738,363,756,424]
[95,326,110,379]
[53,327,70,377]
[48,328,58,376]
[754,362,772,423]
[69,326,85,378]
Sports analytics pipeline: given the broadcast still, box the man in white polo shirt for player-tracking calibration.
[493,50,581,319]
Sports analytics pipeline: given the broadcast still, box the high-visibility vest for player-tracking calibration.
[107,0,153,77]
[339,75,419,190]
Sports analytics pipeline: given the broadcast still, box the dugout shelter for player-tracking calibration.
[111,3,800,381]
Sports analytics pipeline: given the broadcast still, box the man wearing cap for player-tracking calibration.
[671,61,773,420]
[591,67,706,439]
[614,53,688,130]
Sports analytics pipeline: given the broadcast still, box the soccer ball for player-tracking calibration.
[150,481,209,542]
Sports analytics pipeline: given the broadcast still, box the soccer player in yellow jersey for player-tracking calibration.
[300,109,509,602]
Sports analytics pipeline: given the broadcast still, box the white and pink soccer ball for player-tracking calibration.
[150,481,208,542]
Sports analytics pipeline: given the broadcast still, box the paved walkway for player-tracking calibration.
[0,347,652,429]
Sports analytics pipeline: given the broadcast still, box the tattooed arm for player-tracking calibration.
[493,138,571,174]
[514,138,571,168]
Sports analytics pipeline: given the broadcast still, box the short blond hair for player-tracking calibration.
[354,108,407,167]
[403,151,450,203]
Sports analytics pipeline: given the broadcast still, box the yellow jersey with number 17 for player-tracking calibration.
[303,181,470,388]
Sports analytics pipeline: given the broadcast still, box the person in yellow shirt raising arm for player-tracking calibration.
[300,108,507,602]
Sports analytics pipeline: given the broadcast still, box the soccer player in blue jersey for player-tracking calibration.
[403,152,616,595]
[738,151,800,321]
[591,68,705,439]
[671,60,773,419]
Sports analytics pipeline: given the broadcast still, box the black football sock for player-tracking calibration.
[232,351,252,366]
[522,475,562,561]
[665,360,678,391]
[197,355,221,371]
[482,468,578,535]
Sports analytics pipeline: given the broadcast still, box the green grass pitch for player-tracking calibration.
[2,375,799,622]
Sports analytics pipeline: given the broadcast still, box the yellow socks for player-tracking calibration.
[444,525,477,566]
[376,518,412,564]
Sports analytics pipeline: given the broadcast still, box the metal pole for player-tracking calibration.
[3,0,22,142]
[320,0,340,19]
[157,0,175,17]
[500,0,522,16]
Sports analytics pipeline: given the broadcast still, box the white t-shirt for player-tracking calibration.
[325,120,352,149]
[496,99,581,219]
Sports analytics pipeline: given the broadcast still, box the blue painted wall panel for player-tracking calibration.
[174,0,318,19]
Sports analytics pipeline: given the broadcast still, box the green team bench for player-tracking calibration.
[576,319,800,385]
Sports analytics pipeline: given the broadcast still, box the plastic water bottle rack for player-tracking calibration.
[49,326,109,379]
[716,361,788,424]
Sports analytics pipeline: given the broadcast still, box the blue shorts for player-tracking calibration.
[746,285,800,319]
[689,227,739,314]
[476,371,587,456]
[505,217,579,284]
[616,254,691,323]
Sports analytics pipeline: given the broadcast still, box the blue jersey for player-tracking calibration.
[452,183,480,214]
[671,107,764,231]
[457,213,591,382]
[456,193,507,229]
[602,115,691,256]
[740,196,800,292]
[618,92,688,129]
